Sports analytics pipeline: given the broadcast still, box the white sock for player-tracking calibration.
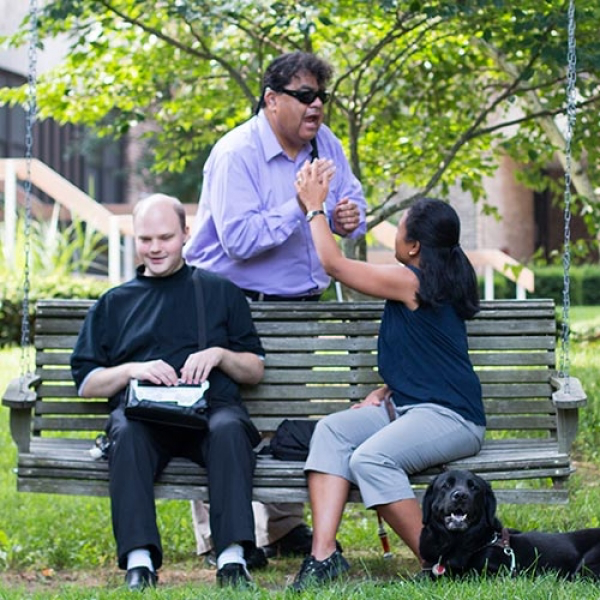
[127,548,154,572]
[216,544,246,570]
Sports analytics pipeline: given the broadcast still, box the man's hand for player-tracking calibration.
[332,198,360,235]
[81,359,180,397]
[180,348,224,384]
[131,360,180,386]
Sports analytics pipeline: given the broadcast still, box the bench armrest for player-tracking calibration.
[551,376,587,409]
[551,375,587,454]
[2,374,40,407]
[2,375,40,453]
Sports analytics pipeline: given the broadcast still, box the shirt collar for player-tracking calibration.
[256,110,312,163]
[135,262,189,281]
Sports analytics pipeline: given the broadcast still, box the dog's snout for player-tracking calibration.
[451,488,469,502]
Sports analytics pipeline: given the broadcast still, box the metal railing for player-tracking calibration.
[369,221,534,300]
[1,158,126,284]
[1,158,534,295]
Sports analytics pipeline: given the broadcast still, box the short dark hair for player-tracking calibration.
[256,52,333,111]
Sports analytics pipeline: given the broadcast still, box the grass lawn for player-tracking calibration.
[568,306,600,333]
[0,305,599,598]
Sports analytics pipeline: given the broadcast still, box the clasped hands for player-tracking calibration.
[295,159,360,235]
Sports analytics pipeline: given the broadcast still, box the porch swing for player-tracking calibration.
[1,0,588,547]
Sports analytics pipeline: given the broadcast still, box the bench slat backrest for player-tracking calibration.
[32,299,557,438]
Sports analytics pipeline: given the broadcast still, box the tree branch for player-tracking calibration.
[368,47,545,228]
[97,0,256,103]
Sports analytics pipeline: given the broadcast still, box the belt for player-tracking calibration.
[242,289,321,302]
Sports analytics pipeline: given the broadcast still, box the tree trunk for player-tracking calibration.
[338,235,373,300]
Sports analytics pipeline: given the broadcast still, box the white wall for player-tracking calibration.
[0,1,68,76]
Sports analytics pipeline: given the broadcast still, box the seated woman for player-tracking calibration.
[291,161,486,590]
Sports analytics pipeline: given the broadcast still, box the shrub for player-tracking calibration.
[479,265,600,305]
[0,274,111,346]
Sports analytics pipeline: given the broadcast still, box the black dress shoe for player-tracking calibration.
[124,566,157,591]
[245,545,269,570]
[263,524,313,558]
[201,547,267,571]
[200,550,217,569]
[263,524,344,558]
[216,562,253,588]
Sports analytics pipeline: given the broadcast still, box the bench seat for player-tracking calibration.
[3,298,587,505]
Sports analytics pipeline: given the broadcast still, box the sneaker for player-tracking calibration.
[216,562,253,588]
[289,549,350,591]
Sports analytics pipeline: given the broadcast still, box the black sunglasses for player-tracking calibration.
[278,87,330,105]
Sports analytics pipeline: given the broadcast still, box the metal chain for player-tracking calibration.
[559,0,577,385]
[20,0,38,384]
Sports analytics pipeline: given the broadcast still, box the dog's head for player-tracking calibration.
[422,469,500,534]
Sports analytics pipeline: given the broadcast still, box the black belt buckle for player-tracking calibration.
[242,289,263,301]
[242,289,320,302]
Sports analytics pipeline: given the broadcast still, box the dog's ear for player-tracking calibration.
[421,479,435,525]
[483,479,498,527]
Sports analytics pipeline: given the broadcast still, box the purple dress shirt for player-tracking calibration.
[183,111,367,297]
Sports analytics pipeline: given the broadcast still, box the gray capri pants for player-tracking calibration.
[304,402,485,508]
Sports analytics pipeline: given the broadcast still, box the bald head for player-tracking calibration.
[133,194,189,278]
[133,194,187,233]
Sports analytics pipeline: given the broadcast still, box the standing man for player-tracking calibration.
[71,194,265,590]
[184,51,367,559]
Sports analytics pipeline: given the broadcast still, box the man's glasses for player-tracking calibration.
[278,88,330,105]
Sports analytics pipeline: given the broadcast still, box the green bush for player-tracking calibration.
[532,265,572,303]
[0,274,111,346]
[580,265,600,305]
[479,265,600,305]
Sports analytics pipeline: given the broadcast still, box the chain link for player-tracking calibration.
[559,0,577,386]
[20,0,38,386]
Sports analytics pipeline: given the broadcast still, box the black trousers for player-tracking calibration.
[106,403,258,570]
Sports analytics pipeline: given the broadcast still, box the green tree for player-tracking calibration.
[2,0,599,249]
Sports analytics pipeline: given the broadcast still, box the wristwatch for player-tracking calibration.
[306,209,326,223]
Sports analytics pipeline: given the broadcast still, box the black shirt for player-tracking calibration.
[71,264,264,408]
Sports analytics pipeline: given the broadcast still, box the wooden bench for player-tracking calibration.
[3,298,587,505]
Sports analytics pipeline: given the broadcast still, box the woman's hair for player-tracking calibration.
[405,198,480,319]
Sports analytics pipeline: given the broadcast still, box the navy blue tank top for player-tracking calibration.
[377,271,485,426]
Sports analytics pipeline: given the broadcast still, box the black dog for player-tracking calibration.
[419,469,600,579]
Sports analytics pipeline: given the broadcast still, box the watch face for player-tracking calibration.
[306,209,325,222]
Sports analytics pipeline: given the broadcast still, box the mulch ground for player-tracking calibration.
[0,552,418,592]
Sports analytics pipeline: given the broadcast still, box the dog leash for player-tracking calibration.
[374,393,396,559]
[493,528,517,577]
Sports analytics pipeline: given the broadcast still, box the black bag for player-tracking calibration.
[269,419,317,461]
[124,269,210,430]
[125,379,209,430]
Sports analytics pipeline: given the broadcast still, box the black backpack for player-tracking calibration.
[268,419,317,461]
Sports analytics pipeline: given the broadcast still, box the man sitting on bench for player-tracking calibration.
[70,194,265,590]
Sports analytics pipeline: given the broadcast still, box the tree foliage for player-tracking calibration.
[1,0,599,234]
